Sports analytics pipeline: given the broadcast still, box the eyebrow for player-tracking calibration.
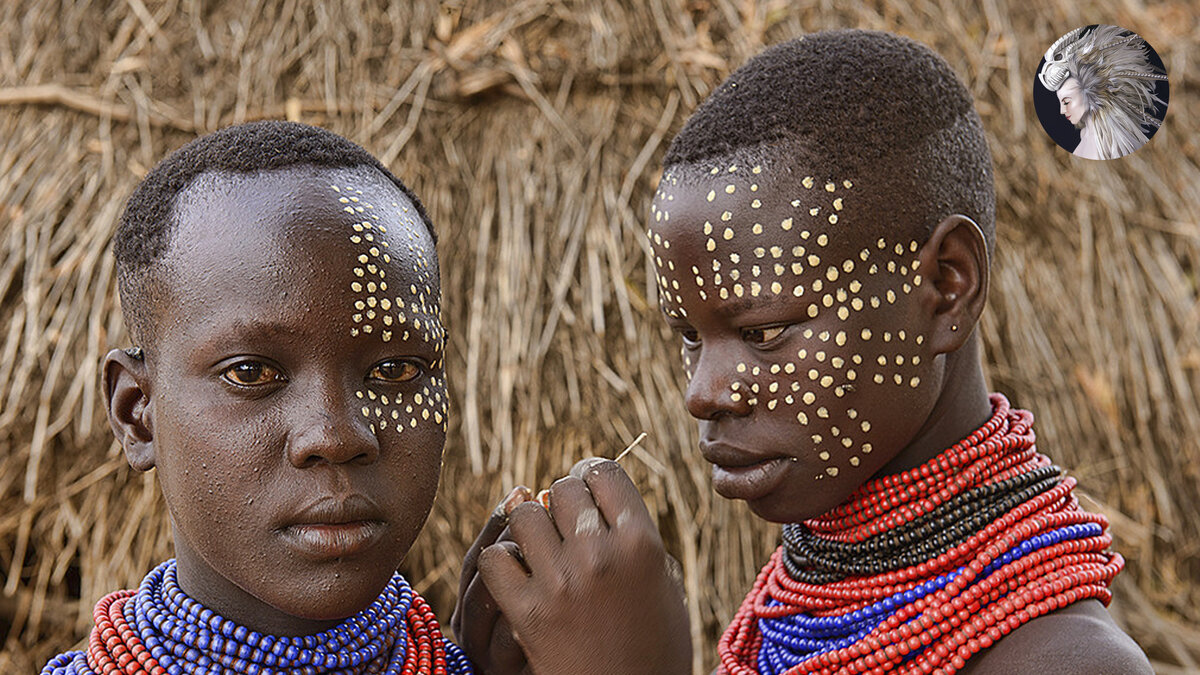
[192,318,302,353]
[711,296,758,317]
[661,296,757,319]
[224,319,300,338]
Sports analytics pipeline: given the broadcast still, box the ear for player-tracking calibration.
[103,348,156,471]
[917,215,989,355]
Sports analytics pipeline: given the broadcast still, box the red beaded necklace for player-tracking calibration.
[718,394,1123,675]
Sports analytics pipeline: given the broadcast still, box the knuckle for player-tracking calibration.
[506,501,544,529]
[623,528,666,567]
[508,500,542,518]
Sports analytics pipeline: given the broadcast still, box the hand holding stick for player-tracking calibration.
[453,434,691,675]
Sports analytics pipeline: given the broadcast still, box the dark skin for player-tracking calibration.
[653,168,991,519]
[456,163,1150,673]
[104,165,449,636]
[454,462,692,675]
[452,486,534,675]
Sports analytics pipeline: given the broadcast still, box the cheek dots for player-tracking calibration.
[648,170,931,481]
[355,381,448,436]
[332,184,449,437]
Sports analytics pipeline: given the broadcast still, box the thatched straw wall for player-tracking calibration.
[2,0,1198,672]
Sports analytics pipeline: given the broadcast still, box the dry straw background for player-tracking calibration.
[1,0,1198,672]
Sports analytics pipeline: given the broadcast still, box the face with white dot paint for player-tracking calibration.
[649,160,945,522]
[140,165,446,635]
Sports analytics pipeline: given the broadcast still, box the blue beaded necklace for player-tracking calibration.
[41,559,474,675]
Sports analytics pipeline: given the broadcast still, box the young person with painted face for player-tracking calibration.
[39,121,474,674]
[455,30,1152,675]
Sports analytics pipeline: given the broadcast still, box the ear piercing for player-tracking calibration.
[951,325,959,332]
[125,346,144,360]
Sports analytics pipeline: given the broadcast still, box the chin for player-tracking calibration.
[279,577,388,622]
[744,488,845,524]
[283,561,399,617]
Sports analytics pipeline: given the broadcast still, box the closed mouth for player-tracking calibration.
[700,440,794,501]
[278,520,385,558]
[282,494,383,527]
[277,494,386,559]
[699,440,779,469]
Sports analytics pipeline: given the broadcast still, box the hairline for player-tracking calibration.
[120,163,433,349]
[659,132,994,262]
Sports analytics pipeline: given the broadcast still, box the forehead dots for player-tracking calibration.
[650,165,926,480]
[659,31,996,257]
[330,183,448,438]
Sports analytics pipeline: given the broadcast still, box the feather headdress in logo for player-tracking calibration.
[1038,25,1167,159]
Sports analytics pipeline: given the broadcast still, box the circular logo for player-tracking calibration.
[1033,25,1169,160]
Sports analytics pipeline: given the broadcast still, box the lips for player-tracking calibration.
[277,495,386,559]
[700,441,793,502]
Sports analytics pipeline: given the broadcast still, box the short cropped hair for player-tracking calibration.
[664,29,995,253]
[114,120,432,345]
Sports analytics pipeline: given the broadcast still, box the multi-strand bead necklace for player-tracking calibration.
[42,559,474,675]
[718,394,1123,675]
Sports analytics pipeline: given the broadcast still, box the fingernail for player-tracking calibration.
[578,457,610,474]
[499,486,532,516]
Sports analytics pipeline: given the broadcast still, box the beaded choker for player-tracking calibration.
[42,559,474,675]
[718,394,1123,675]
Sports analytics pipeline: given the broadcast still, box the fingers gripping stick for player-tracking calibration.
[534,432,647,509]
[471,432,690,675]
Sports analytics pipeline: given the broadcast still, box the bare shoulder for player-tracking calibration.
[959,599,1152,674]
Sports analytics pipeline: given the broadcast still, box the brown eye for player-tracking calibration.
[677,328,700,346]
[744,325,786,344]
[222,361,282,386]
[369,360,421,383]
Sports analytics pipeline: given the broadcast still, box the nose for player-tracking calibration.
[684,343,754,421]
[286,386,380,468]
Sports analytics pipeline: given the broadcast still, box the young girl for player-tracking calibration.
[455,30,1152,674]
[41,121,472,674]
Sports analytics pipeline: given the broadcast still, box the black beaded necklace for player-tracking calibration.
[782,464,1064,583]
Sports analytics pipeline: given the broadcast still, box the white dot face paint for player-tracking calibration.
[647,162,940,522]
[332,180,449,440]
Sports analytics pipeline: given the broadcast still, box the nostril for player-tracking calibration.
[686,377,745,421]
[287,415,380,468]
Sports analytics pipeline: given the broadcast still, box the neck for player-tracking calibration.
[874,333,993,477]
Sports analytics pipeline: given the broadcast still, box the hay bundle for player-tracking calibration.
[1,1,1198,672]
